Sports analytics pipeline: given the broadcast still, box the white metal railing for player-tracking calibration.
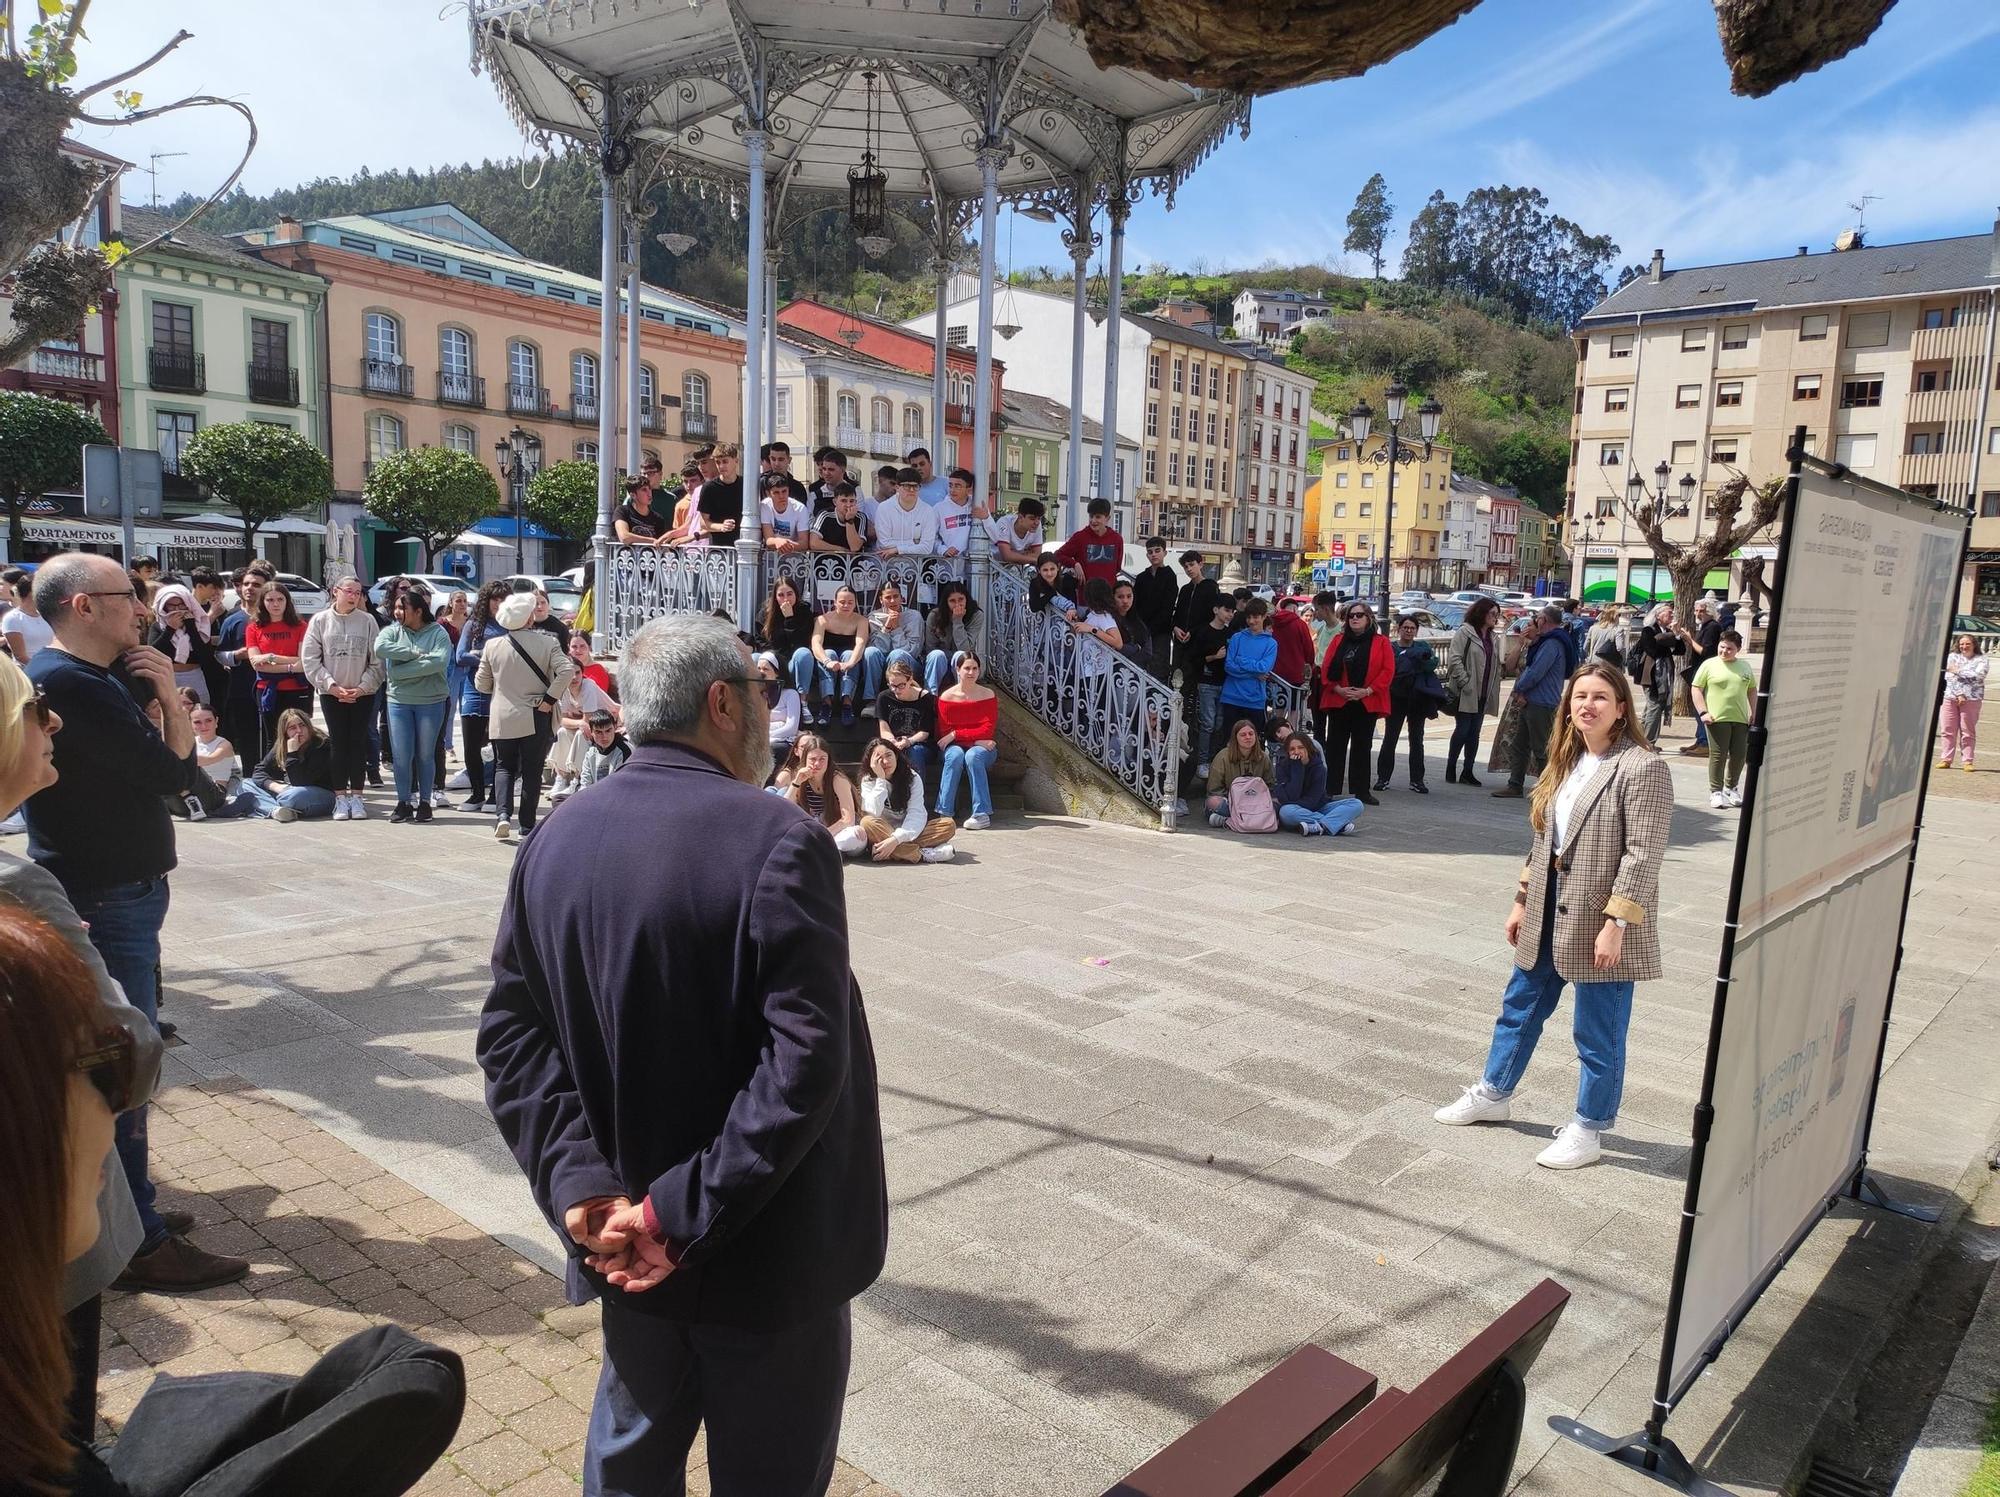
[766,551,952,614]
[602,544,739,649]
[1266,675,1310,728]
[986,566,1185,823]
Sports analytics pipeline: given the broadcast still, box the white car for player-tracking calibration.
[502,574,583,623]
[369,574,480,613]
[222,571,329,617]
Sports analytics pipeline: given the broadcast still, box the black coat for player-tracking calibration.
[1131,564,1179,637]
[478,743,887,1330]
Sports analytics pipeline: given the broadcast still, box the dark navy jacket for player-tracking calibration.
[477,742,887,1330]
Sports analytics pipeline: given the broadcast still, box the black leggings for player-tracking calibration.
[461,712,491,803]
[1321,702,1376,798]
[493,720,554,831]
[320,693,373,792]
[1447,710,1485,776]
[1377,700,1427,785]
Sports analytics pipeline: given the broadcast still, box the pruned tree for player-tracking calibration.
[524,459,598,545]
[1342,173,1392,278]
[362,447,498,569]
[0,389,108,554]
[1,0,257,363]
[180,421,332,563]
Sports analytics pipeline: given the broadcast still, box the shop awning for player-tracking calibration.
[469,515,561,542]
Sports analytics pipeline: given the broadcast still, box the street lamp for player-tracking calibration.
[1626,460,1696,525]
[1346,380,1442,619]
[494,426,543,574]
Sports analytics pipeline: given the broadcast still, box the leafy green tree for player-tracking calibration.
[1488,429,1570,507]
[181,421,332,563]
[1342,173,1393,278]
[0,391,109,554]
[524,459,599,543]
[362,447,498,568]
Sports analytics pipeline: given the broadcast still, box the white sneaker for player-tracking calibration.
[0,810,24,835]
[1172,798,1188,818]
[332,797,352,821]
[1724,787,1742,807]
[348,795,368,821]
[920,843,956,863]
[1299,820,1323,836]
[1433,1085,1511,1126]
[445,769,471,791]
[183,795,208,822]
[1195,761,1211,778]
[1709,789,1727,808]
[549,775,574,802]
[962,814,991,831]
[273,805,298,824]
[1536,1122,1602,1170]
[1208,812,1228,828]
[494,819,513,842]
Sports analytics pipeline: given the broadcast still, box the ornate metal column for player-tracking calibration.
[968,144,1008,648]
[766,263,779,439]
[623,195,641,477]
[1060,180,1099,536]
[1098,169,1131,523]
[590,91,631,654]
[737,125,768,628]
[930,251,949,464]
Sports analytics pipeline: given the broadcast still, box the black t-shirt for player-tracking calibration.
[615,499,668,540]
[814,511,869,553]
[1193,620,1232,684]
[875,688,938,742]
[697,476,744,532]
[806,478,843,519]
[1687,618,1722,676]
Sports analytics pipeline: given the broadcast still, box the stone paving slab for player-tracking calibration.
[143,734,2000,1496]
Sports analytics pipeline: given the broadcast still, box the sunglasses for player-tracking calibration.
[74,1025,143,1113]
[23,691,52,731]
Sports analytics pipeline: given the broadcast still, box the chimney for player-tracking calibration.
[1797,246,1809,257]
[1648,248,1665,283]
[273,214,302,244]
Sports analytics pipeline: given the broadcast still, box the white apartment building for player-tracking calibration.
[1568,222,2000,612]
[1231,288,1333,348]
[1236,349,1318,587]
[1438,486,1483,587]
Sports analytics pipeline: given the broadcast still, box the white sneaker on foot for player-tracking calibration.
[348,796,368,820]
[920,843,956,863]
[494,819,513,842]
[273,805,298,823]
[1433,1085,1511,1126]
[1195,761,1211,778]
[332,797,352,821]
[1208,812,1228,828]
[963,814,991,831]
[1723,787,1741,807]
[445,768,471,790]
[1709,789,1727,808]
[1536,1122,1602,1170]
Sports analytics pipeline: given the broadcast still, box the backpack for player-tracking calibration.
[1227,775,1279,833]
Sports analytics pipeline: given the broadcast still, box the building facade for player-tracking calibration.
[1438,479,1484,587]
[1315,431,1453,592]
[769,324,933,479]
[1237,349,1317,587]
[998,389,1138,538]
[1516,504,1548,590]
[1567,224,2000,610]
[244,204,741,577]
[1230,288,1332,347]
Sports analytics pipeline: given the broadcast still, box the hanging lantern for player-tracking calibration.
[848,70,889,247]
[655,230,696,257]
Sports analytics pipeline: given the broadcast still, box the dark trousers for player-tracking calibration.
[492,719,553,831]
[587,1299,850,1497]
[1447,710,1485,776]
[1377,698,1427,785]
[66,1295,102,1444]
[1322,702,1376,798]
[1507,701,1558,790]
[320,693,373,792]
[461,712,492,804]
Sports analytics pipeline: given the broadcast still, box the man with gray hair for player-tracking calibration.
[1493,604,1577,799]
[478,612,886,1497]
[1678,596,1723,756]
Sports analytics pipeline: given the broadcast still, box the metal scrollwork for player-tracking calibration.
[602,546,742,652]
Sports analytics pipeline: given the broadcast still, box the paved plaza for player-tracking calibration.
[119,743,2000,1496]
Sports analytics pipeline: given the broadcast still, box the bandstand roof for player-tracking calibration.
[467,0,1251,212]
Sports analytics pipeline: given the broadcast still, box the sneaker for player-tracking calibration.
[1723,787,1742,808]
[1411,782,1429,794]
[348,796,368,821]
[1171,798,1189,818]
[963,814,991,831]
[1195,761,1211,778]
[1299,820,1323,836]
[1536,1122,1603,1170]
[1208,812,1228,828]
[1460,771,1483,788]
[112,1234,250,1293]
[273,805,298,823]
[183,795,208,821]
[390,802,414,823]
[861,702,878,718]
[548,775,575,802]
[332,797,352,821]
[415,803,434,823]
[445,768,471,790]
[919,843,956,863]
[0,810,24,835]
[494,819,513,842]
[1709,789,1727,808]
[1433,1085,1511,1126]
[1964,762,1976,772]
[1372,778,1390,792]
[365,768,384,787]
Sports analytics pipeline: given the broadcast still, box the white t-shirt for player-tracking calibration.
[932,498,977,558]
[563,677,613,720]
[2,608,53,659]
[1077,610,1119,677]
[760,498,812,543]
[1552,750,1605,853]
[195,734,238,787]
[874,499,938,556]
[986,516,1043,559]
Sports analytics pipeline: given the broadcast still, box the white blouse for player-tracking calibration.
[1552,751,1606,854]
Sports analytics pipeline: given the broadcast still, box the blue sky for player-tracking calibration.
[72,0,2000,284]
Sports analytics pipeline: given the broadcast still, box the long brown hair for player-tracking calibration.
[0,905,112,1489]
[1529,661,1653,833]
[780,732,852,825]
[255,584,301,629]
[271,706,323,772]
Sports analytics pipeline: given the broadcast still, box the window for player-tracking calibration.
[1799,313,1829,342]
[1793,373,1822,400]
[1172,358,1184,392]
[1333,501,1347,516]
[1226,371,1236,403]
[1147,352,1161,389]
[1676,384,1701,409]
[1908,431,1936,455]
[1834,433,1877,469]
[1144,450,1157,484]
[439,326,471,381]
[1204,456,1216,489]
[943,437,959,468]
[571,351,598,408]
[1990,426,2000,455]
[1914,368,1946,394]
[1922,307,1957,331]
[1205,411,1217,445]
[1337,446,1350,461]
[1608,334,1634,359]
[904,405,923,440]
[1361,472,1374,488]
[509,340,539,389]
[151,301,195,355]
[155,410,196,473]
[1359,502,1373,518]
[1190,360,1202,390]
[871,397,893,435]
[1169,406,1181,439]
[1845,311,1890,348]
[1721,323,1749,350]
[251,317,289,370]
[1711,439,1739,464]
[1599,441,1625,466]
[682,371,709,418]
[638,364,656,413]
[1209,365,1220,399]
[1980,492,2000,518]
[1168,452,1181,485]
[1147,403,1159,437]
[1715,381,1743,407]
[946,324,968,347]
[1334,473,1348,489]
[774,387,793,433]
[1841,378,1883,408]
[837,393,860,430]
[1290,390,1301,422]
[442,422,476,454]
[1596,497,1616,518]
[1605,387,1630,412]
[366,412,404,463]
[1681,327,1707,352]
[365,312,400,364]
[1033,448,1051,495]
[575,441,599,463]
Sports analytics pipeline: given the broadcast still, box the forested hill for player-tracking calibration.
[174,160,1585,504]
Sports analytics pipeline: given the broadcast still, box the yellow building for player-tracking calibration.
[1312,432,1453,591]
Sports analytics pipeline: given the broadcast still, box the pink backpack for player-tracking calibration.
[1227,775,1279,833]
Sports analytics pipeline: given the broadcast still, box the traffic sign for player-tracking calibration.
[1331,539,1347,557]
[82,445,165,564]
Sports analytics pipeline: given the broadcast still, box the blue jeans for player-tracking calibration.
[1279,799,1364,836]
[807,649,863,708]
[1196,682,1221,764]
[862,647,918,701]
[938,743,995,818]
[388,698,448,803]
[1480,922,1636,1130]
[787,647,817,700]
[1692,711,1709,748]
[71,877,171,1245]
[925,649,967,695]
[904,740,937,780]
[236,783,338,819]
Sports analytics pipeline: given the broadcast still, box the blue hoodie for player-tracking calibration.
[1222,627,1278,709]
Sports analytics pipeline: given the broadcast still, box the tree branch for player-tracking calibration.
[54,0,94,62]
[70,27,194,104]
[74,94,258,261]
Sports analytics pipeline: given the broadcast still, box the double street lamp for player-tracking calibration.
[1346,380,1443,619]
[1627,459,1696,525]
[494,426,544,574]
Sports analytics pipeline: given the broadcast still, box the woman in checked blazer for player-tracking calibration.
[1434,660,1674,1170]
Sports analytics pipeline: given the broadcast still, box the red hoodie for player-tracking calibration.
[1268,608,1315,686]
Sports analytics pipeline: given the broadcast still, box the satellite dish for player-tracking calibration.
[389,354,404,367]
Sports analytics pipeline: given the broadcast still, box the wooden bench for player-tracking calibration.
[1106,1279,1570,1497]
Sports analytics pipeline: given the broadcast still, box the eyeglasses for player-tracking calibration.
[82,589,140,603]
[23,691,52,731]
[74,1026,142,1113]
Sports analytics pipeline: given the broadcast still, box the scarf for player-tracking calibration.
[153,584,199,665]
[1336,626,1375,687]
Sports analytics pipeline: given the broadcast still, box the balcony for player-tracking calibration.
[869,429,900,458]
[361,359,413,397]
[681,411,717,441]
[1003,469,1023,492]
[438,372,486,408]
[29,346,102,384]
[640,404,665,435]
[1912,318,1983,364]
[247,362,298,407]
[149,346,205,393]
[947,402,975,427]
[1907,384,1975,426]
[507,383,551,418]
[570,389,599,424]
[1899,448,1956,489]
[835,423,867,451]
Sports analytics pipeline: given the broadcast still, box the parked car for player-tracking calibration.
[502,573,583,623]
[223,571,329,617]
[369,574,479,613]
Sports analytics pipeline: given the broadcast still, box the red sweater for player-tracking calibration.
[1268,608,1315,686]
[935,691,998,745]
[1053,526,1125,590]
[1316,632,1394,715]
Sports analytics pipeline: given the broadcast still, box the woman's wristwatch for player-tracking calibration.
[1608,916,1629,930]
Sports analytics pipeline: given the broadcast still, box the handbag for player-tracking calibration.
[1488,693,1524,772]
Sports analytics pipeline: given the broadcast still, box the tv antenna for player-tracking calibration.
[1847,193,1881,237]
[146,152,188,210]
